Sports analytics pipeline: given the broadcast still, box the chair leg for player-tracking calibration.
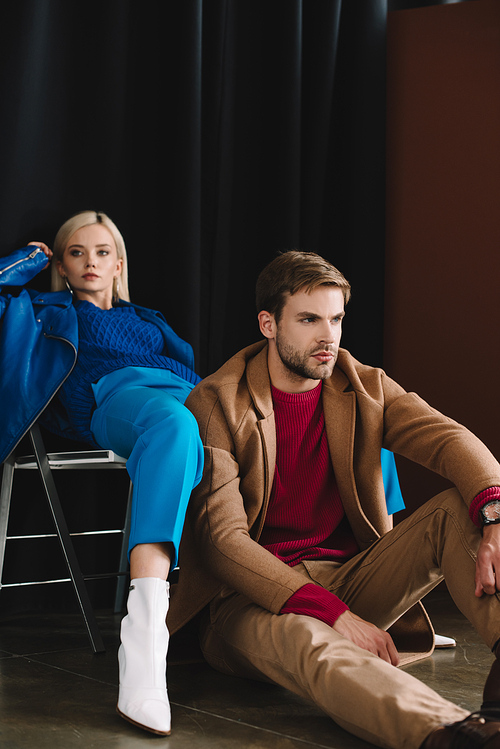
[114,480,132,614]
[30,424,105,654]
[0,456,15,589]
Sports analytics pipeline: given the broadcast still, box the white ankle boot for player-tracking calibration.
[117,577,171,735]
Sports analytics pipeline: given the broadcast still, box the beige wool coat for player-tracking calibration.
[168,341,500,653]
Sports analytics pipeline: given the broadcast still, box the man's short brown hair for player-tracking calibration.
[256,250,351,323]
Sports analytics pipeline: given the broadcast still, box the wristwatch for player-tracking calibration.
[480,500,500,526]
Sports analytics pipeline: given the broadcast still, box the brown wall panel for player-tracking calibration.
[386,0,500,515]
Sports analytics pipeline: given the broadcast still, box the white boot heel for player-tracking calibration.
[117,577,171,735]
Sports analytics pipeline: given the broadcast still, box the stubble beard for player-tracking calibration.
[275,332,337,383]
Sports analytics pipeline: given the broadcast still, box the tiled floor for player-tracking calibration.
[0,589,494,748]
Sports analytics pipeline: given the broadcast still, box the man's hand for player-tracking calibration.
[475,523,500,597]
[333,610,400,666]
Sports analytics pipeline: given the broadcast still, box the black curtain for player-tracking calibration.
[1,0,478,613]
[0,0,388,373]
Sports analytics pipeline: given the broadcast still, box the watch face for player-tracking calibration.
[483,502,500,521]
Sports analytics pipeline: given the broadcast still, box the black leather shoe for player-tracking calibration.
[483,659,500,706]
[422,712,500,748]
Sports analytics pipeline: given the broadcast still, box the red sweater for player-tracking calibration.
[263,383,354,624]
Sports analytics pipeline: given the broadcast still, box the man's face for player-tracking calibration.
[263,285,345,391]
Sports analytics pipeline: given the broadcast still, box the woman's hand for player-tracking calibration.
[28,241,52,261]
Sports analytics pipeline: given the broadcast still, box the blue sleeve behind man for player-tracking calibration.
[381,448,405,515]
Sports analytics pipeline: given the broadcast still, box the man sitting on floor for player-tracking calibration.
[169,250,500,749]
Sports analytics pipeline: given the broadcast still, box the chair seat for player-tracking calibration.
[15,449,127,469]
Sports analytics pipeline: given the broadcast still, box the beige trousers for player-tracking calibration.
[199,490,500,749]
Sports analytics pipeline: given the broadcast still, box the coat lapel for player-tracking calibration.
[246,346,277,538]
[322,368,380,547]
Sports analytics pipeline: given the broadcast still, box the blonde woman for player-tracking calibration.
[0,211,203,736]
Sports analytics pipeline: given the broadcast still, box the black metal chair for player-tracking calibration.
[0,422,132,653]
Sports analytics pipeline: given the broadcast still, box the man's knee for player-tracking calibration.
[424,487,481,557]
[428,488,470,521]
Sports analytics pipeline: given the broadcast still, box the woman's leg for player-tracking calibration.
[129,541,174,580]
[91,385,203,565]
[90,386,204,735]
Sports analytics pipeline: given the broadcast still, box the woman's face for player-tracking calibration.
[57,223,123,309]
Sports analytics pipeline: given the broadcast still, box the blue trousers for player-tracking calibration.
[90,368,204,566]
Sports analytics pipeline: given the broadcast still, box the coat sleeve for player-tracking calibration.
[186,384,317,615]
[0,246,49,288]
[381,373,500,505]
[0,246,48,322]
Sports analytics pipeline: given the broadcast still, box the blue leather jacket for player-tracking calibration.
[0,247,197,464]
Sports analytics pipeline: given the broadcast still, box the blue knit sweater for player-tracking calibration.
[58,300,200,445]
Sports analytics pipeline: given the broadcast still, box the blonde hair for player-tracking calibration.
[51,210,130,302]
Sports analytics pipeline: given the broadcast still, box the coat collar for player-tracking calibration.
[245,342,274,418]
